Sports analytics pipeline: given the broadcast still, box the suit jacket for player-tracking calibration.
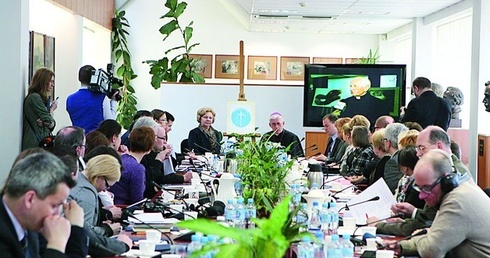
[0,198,88,258]
[324,136,347,163]
[141,151,184,199]
[383,151,404,194]
[264,129,304,158]
[401,91,452,130]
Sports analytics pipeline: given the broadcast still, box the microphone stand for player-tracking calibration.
[190,159,211,197]
[350,213,404,236]
[338,196,380,213]
[331,184,356,200]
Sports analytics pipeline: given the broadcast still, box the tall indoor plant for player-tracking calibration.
[143,0,205,88]
[112,10,138,129]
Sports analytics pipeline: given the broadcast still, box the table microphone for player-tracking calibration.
[122,209,174,245]
[338,196,380,213]
[331,184,357,199]
[189,159,211,197]
[377,229,428,250]
[193,142,213,154]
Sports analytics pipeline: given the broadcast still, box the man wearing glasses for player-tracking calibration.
[386,149,490,257]
[372,126,473,237]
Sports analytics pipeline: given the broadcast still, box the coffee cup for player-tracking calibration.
[138,240,156,255]
[146,229,161,242]
[376,250,395,258]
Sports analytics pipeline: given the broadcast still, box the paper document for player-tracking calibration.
[342,178,396,223]
[128,213,179,224]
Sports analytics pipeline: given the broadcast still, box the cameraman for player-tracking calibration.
[67,65,120,133]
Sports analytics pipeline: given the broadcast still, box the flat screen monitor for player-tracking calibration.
[303,64,407,128]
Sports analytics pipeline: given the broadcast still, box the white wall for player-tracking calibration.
[123,0,380,148]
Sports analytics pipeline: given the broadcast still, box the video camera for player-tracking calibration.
[89,63,122,101]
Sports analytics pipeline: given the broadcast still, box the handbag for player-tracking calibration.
[24,110,55,149]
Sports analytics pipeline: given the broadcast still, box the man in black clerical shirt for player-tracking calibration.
[263,112,304,158]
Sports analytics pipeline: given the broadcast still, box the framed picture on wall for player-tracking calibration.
[280,56,309,80]
[44,35,55,72]
[312,57,342,64]
[247,56,277,80]
[29,31,45,82]
[215,55,240,79]
[345,57,361,64]
[189,54,212,78]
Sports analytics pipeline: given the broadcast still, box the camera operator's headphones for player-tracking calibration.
[437,171,458,194]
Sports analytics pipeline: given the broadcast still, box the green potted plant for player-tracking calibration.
[178,196,308,258]
[234,138,294,217]
[143,0,205,88]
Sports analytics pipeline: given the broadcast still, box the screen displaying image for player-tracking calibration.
[303,64,406,128]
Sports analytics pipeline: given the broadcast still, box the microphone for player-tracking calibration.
[331,184,357,199]
[377,229,428,250]
[193,142,213,154]
[189,159,211,197]
[355,212,404,227]
[338,196,380,213]
[123,209,174,245]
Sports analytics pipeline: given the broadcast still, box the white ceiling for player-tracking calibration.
[221,0,463,34]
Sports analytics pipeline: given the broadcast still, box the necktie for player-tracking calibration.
[326,138,334,158]
[21,234,33,258]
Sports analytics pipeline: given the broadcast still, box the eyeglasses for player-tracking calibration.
[156,136,167,140]
[104,178,110,189]
[416,176,443,194]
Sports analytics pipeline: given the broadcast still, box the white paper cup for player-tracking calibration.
[361,226,377,236]
[146,229,161,242]
[343,217,356,228]
[184,211,198,220]
[376,250,395,258]
[366,238,377,251]
[139,240,156,255]
[169,204,184,214]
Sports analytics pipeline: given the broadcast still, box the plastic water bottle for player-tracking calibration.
[327,234,342,258]
[235,198,246,228]
[314,231,325,258]
[246,198,257,229]
[187,234,202,255]
[296,203,308,231]
[225,199,235,226]
[308,201,321,232]
[200,236,211,258]
[328,202,339,235]
[341,234,354,258]
[319,202,330,233]
[298,236,314,258]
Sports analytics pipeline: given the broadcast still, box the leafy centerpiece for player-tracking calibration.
[235,138,294,216]
[178,196,307,258]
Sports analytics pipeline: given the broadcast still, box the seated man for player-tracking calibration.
[263,112,304,158]
[315,114,347,164]
[0,152,88,257]
[386,150,490,257]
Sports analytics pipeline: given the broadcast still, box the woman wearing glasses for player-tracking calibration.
[69,154,133,255]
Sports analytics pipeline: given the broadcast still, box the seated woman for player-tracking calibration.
[341,125,375,184]
[110,127,155,205]
[366,128,391,185]
[188,107,222,155]
[397,129,419,149]
[97,119,128,155]
[69,154,132,255]
[394,145,425,209]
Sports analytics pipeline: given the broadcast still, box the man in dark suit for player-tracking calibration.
[315,114,347,164]
[401,77,452,130]
[263,112,304,158]
[0,152,88,258]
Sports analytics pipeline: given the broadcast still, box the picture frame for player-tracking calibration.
[247,56,277,80]
[29,31,45,83]
[215,55,240,79]
[345,58,361,64]
[280,56,310,80]
[312,57,342,64]
[189,54,212,78]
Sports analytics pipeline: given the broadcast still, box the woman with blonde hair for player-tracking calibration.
[367,128,391,185]
[188,107,222,155]
[22,67,58,150]
[397,129,419,149]
[69,154,132,253]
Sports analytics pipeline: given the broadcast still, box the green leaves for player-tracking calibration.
[112,9,138,129]
[144,0,204,85]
